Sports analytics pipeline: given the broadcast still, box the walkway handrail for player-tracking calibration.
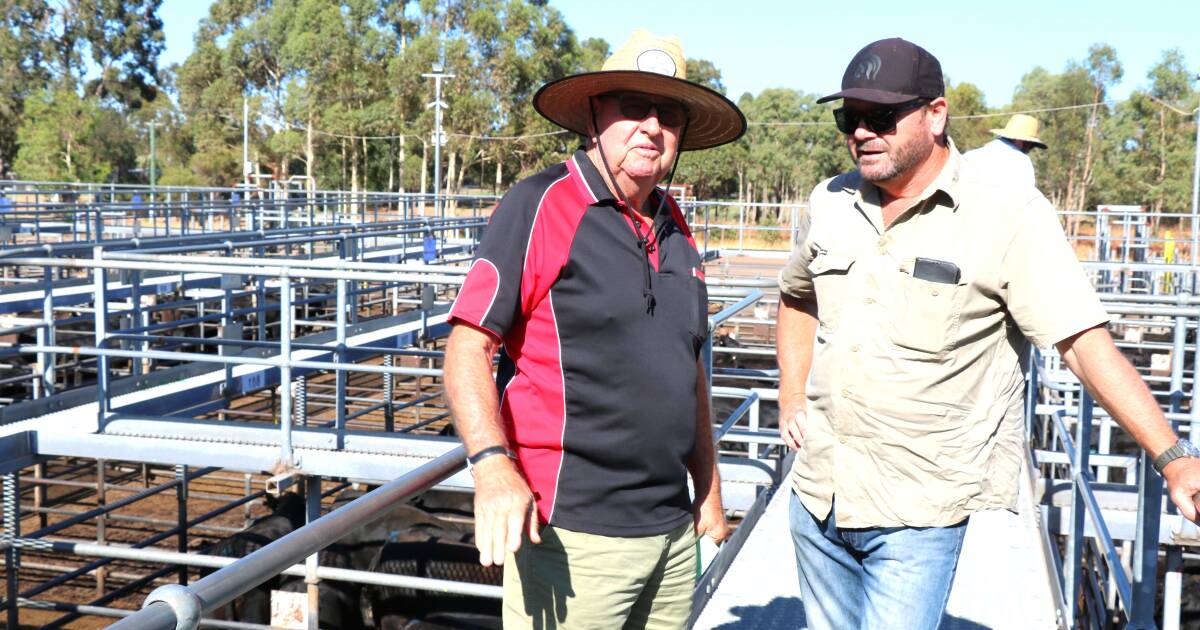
[110,446,467,630]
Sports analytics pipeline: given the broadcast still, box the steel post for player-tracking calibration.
[93,246,110,430]
[280,275,293,466]
[336,278,347,448]
[4,472,20,630]
[305,476,321,630]
[1064,390,1094,627]
[176,464,188,585]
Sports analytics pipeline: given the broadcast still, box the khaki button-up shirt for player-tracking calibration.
[779,143,1108,528]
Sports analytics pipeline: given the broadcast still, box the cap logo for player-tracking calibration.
[852,53,882,82]
[636,49,677,77]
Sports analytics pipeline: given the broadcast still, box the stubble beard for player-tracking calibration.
[855,132,934,183]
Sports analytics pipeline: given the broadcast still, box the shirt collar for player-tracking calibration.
[569,148,668,216]
[571,149,616,205]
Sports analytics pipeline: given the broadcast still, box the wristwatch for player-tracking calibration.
[1152,438,1200,475]
[465,445,517,474]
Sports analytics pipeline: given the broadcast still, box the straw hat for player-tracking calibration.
[990,114,1047,148]
[533,29,746,151]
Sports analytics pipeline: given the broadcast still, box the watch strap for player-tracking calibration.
[466,445,517,468]
[1153,439,1197,475]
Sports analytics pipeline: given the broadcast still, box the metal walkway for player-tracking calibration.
[695,456,1061,630]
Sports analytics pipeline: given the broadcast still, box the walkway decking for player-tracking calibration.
[695,457,1061,629]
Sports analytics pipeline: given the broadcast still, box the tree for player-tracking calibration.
[13,85,136,182]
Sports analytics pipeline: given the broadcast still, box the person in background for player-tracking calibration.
[444,29,747,629]
[964,113,1047,189]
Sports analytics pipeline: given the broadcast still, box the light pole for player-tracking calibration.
[423,57,454,220]
[147,121,159,188]
[1190,75,1200,267]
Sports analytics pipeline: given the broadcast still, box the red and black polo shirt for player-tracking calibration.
[450,149,709,537]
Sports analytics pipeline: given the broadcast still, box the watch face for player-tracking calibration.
[1184,440,1200,458]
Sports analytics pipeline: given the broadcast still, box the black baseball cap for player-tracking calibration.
[817,38,944,105]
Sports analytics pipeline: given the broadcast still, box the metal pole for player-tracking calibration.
[5,472,20,630]
[111,447,468,630]
[93,246,110,430]
[280,275,293,466]
[96,459,107,595]
[1189,87,1199,266]
[1064,390,1094,627]
[243,98,251,189]
[423,57,454,222]
[176,464,188,585]
[335,278,347,448]
[304,477,321,630]
[149,122,158,189]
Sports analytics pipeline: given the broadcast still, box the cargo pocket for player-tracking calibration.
[809,252,856,332]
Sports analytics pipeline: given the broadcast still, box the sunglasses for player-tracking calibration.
[833,99,928,135]
[600,93,688,129]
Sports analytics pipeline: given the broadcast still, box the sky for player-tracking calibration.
[159,0,1200,109]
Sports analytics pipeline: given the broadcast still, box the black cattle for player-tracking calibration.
[365,514,502,630]
[204,491,307,623]
[276,546,366,630]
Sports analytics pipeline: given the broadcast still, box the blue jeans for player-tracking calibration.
[789,492,968,630]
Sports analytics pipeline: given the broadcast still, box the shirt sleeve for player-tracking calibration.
[1001,194,1109,348]
[778,196,817,299]
[449,173,580,341]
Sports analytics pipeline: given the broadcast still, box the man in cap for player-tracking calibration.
[775,37,1200,629]
[964,113,1047,188]
[444,29,746,629]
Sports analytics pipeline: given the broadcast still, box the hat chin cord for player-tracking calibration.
[587,98,689,316]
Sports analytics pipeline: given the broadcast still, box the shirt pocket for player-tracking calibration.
[890,274,967,357]
[809,252,856,332]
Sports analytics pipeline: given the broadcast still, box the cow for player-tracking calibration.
[203,491,306,623]
[364,513,502,630]
[275,546,366,630]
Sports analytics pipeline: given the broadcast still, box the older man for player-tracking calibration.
[776,37,1200,630]
[444,30,746,629]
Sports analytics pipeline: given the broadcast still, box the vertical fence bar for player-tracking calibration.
[305,476,321,630]
[40,264,55,397]
[336,278,348,447]
[93,247,110,431]
[176,464,188,585]
[280,274,294,467]
[1064,390,1094,627]
[5,472,21,629]
[96,459,107,595]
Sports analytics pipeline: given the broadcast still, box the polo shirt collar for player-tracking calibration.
[571,149,617,205]
[569,148,669,217]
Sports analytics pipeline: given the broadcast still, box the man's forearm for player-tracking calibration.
[1057,326,1178,457]
[444,325,508,453]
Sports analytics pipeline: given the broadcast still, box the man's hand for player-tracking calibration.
[779,398,807,451]
[694,494,731,544]
[471,456,541,566]
[1162,457,1200,523]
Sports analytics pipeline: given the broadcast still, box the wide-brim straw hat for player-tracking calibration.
[534,29,746,151]
[991,114,1047,148]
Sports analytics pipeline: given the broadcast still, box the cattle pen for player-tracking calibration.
[0,180,1197,629]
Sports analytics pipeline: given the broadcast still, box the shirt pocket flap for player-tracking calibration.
[809,253,855,276]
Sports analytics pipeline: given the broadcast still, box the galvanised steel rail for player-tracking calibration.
[104,447,467,630]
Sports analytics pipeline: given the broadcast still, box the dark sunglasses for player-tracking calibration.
[601,93,688,129]
[833,99,928,135]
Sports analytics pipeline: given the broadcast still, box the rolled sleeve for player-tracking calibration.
[779,208,817,299]
[1001,195,1109,348]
